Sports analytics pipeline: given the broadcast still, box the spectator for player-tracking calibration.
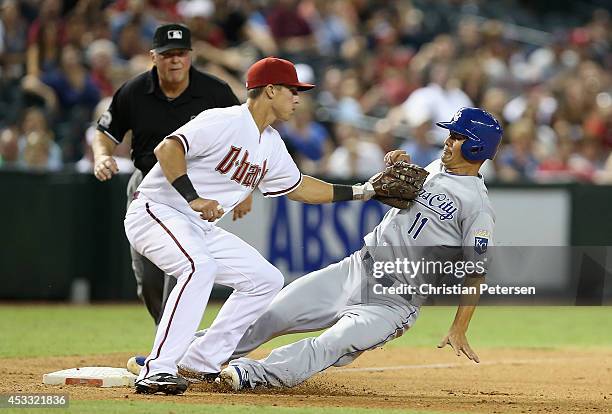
[481,87,509,129]
[25,0,64,77]
[278,96,332,175]
[326,123,385,179]
[23,44,100,160]
[0,0,28,125]
[12,106,61,171]
[86,39,120,98]
[18,130,62,171]
[0,0,609,184]
[535,138,576,182]
[554,77,594,127]
[399,110,441,168]
[178,0,224,48]
[116,21,148,62]
[303,0,354,57]
[109,0,158,50]
[335,71,364,124]
[397,63,473,145]
[594,151,612,184]
[0,127,19,168]
[0,0,28,80]
[64,10,89,49]
[266,0,316,56]
[19,106,53,141]
[498,118,540,182]
[568,138,605,182]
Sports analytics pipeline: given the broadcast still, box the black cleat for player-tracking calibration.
[178,365,220,384]
[135,373,189,395]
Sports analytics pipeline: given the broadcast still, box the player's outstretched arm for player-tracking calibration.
[93,130,119,181]
[154,137,224,222]
[438,274,485,363]
[286,175,375,204]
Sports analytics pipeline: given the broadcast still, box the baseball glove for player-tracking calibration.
[369,161,429,209]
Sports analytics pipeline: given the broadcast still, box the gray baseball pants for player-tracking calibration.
[227,250,420,388]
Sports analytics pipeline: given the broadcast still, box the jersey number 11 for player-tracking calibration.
[407,212,428,239]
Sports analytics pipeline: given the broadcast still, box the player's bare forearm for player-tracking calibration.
[438,274,484,363]
[453,274,485,331]
[286,175,333,204]
[154,138,188,183]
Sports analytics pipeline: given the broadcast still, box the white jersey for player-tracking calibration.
[364,159,495,295]
[137,104,302,221]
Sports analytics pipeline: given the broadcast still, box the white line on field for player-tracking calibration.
[332,358,561,373]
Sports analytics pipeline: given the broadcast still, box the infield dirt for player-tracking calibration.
[1,347,610,413]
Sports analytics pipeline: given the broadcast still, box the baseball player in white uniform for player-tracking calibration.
[124,57,380,395]
[216,107,503,390]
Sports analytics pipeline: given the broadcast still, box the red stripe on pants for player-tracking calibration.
[142,202,195,377]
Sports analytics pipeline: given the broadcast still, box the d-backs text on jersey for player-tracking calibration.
[215,146,269,188]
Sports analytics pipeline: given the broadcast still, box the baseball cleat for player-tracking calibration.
[135,373,189,395]
[217,365,249,391]
[126,355,146,376]
[177,365,219,384]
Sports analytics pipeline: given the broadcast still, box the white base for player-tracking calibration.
[43,367,137,388]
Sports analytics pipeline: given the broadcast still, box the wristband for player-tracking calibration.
[172,174,199,202]
[332,184,353,202]
[332,183,375,202]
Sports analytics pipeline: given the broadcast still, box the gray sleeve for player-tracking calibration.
[461,211,494,274]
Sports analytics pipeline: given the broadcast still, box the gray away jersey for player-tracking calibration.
[363,159,495,302]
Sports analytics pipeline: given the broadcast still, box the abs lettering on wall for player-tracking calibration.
[302,204,325,272]
[268,196,294,272]
[268,198,387,274]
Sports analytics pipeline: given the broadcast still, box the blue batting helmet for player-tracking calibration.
[436,108,503,161]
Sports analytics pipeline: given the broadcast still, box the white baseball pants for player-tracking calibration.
[124,196,283,380]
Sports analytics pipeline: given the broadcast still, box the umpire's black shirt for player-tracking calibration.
[96,66,239,175]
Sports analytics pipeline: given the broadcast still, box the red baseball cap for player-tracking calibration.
[246,57,315,91]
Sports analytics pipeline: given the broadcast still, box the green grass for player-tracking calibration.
[0,401,464,414]
[0,305,609,414]
[387,305,612,349]
[0,304,610,358]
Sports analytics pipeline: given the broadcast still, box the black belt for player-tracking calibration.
[360,246,413,302]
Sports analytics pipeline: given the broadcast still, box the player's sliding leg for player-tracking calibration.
[222,303,419,389]
[177,227,284,375]
[229,250,364,360]
[167,252,358,372]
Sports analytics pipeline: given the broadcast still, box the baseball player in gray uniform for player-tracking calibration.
[217,107,503,390]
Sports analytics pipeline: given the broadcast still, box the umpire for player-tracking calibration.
[93,23,240,325]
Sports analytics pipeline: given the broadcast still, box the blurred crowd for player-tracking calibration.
[0,0,610,183]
